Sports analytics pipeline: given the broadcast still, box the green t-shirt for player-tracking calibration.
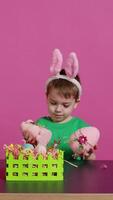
[35,116,89,160]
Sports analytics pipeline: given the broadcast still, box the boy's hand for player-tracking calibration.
[23,131,37,145]
[69,126,100,160]
[20,119,52,147]
[85,152,96,160]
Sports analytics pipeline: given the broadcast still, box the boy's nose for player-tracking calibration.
[55,105,62,112]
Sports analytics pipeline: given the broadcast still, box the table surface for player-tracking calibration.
[0,160,113,193]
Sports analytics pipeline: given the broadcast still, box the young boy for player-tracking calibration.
[22,49,100,160]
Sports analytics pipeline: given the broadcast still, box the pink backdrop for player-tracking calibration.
[0,0,113,159]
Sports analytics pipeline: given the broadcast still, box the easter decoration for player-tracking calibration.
[5,120,64,181]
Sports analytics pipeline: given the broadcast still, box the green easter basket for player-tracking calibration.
[6,149,64,181]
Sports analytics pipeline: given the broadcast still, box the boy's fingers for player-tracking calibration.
[23,132,29,141]
[30,138,37,145]
[22,131,37,145]
[27,135,33,142]
[28,136,36,144]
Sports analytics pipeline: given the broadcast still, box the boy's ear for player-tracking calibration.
[45,92,49,99]
[74,101,80,109]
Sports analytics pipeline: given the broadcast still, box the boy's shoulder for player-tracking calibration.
[73,117,90,130]
[72,117,90,127]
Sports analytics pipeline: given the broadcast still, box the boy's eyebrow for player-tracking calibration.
[62,102,72,105]
[49,98,56,102]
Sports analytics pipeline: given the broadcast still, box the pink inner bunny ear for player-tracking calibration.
[65,52,79,78]
[50,48,63,75]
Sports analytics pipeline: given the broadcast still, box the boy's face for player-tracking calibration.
[46,88,78,123]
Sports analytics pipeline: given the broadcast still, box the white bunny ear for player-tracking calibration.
[50,48,63,75]
[65,52,79,78]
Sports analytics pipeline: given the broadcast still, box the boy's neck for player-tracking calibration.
[50,116,73,124]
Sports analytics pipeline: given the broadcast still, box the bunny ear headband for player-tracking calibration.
[46,49,82,100]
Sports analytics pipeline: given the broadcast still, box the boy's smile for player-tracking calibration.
[47,89,78,123]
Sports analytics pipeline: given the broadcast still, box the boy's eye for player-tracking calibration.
[63,104,70,108]
[49,101,70,107]
[50,102,57,105]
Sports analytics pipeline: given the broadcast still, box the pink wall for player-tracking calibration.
[0,0,113,159]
